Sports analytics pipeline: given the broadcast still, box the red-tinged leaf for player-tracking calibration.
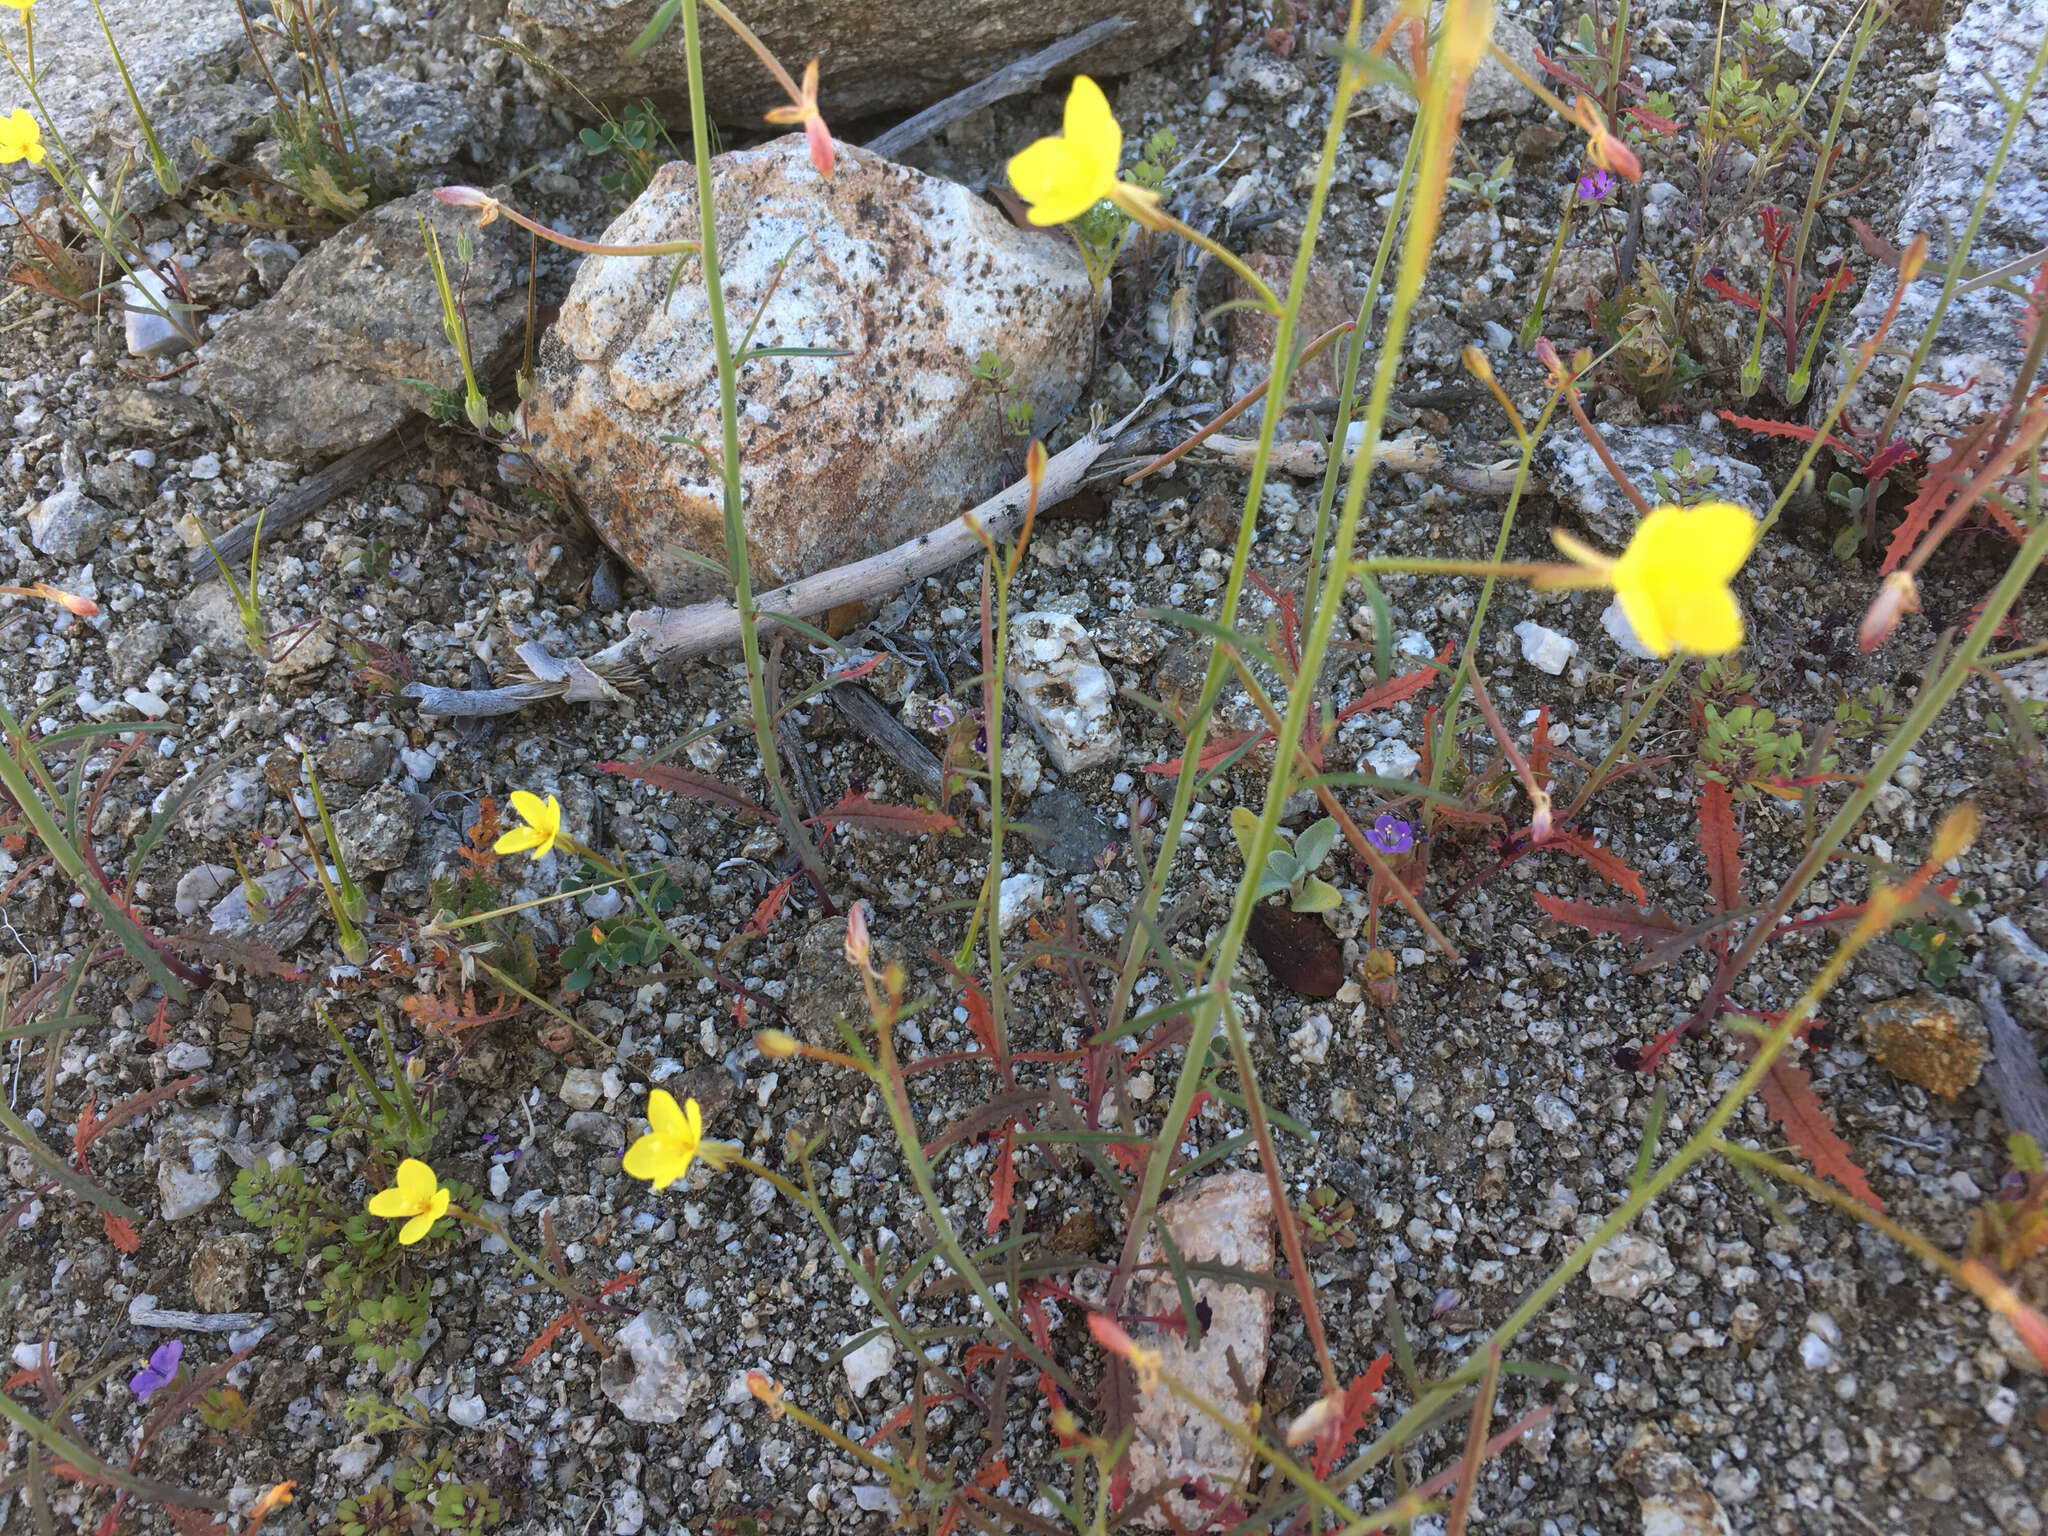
[163,933,304,979]
[102,1211,141,1254]
[1144,726,1268,777]
[1717,410,1860,462]
[1248,902,1343,997]
[1882,417,1995,572]
[1631,1015,1694,1073]
[1624,103,1682,134]
[1907,373,1982,399]
[1702,270,1761,312]
[986,1127,1017,1235]
[809,791,958,837]
[516,1309,577,1371]
[1698,779,1743,911]
[744,868,798,938]
[1546,831,1648,902]
[1528,704,1552,791]
[1313,1355,1393,1479]
[1758,1056,1887,1211]
[830,652,888,683]
[1848,216,1902,270]
[74,1074,201,1162]
[400,991,522,1036]
[1799,262,1858,324]
[146,998,171,1048]
[1533,891,1685,946]
[597,759,764,820]
[1332,644,1454,726]
[1864,438,1917,481]
[961,984,998,1059]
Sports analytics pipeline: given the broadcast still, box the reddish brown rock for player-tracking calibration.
[525,137,1094,602]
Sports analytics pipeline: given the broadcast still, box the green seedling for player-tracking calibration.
[420,216,497,434]
[1232,808,1344,912]
[296,750,369,964]
[578,98,680,199]
[1448,151,1514,207]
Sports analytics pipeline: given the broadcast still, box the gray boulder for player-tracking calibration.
[197,187,529,463]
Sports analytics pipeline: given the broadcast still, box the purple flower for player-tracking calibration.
[1366,814,1414,856]
[129,1339,182,1402]
[1576,168,1616,201]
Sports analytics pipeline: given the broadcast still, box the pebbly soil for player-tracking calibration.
[4,0,2048,1532]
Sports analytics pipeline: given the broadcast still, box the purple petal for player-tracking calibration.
[152,1339,184,1375]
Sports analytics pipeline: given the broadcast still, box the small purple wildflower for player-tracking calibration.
[1365,814,1414,856]
[930,702,956,730]
[129,1339,182,1402]
[1576,167,1616,201]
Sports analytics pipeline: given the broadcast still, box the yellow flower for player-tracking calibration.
[0,1,34,12]
[1552,501,1758,656]
[494,789,568,860]
[1007,76,1140,228]
[622,1090,702,1190]
[0,109,43,167]
[367,1158,451,1245]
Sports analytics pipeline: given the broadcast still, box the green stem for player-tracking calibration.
[1555,655,1683,825]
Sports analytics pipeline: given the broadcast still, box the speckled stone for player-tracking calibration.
[1859,991,1989,1098]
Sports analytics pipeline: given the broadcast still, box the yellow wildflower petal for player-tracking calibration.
[367,1186,422,1219]
[1608,501,1757,655]
[398,1209,437,1245]
[683,1096,703,1143]
[1619,502,1758,583]
[1060,75,1122,183]
[493,824,544,855]
[645,1088,686,1138]
[623,1130,691,1189]
[395,1158,439,1202]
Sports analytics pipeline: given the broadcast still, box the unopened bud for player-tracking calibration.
[843,902,871,970]
[1856,570,1919,652]
[32,583,97,616]
[756,1029,799,1059]
[1929,802,1981,867]
[1285,1391,1343,1448]
[1460,344,1495,384]
[1025,438,1048,489]
[1899,232,1929,286]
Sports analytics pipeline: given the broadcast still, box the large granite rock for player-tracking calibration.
[1834,0,2048,447]
[196,188,530,463]
[525,136,1094,600]
[499,0,1196,122]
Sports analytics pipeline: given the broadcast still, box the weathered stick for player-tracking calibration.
[864,16,1133,160]
[829,681,949,801]
[1980,977,2048,1150]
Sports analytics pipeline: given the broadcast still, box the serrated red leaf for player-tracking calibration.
[744,868,798,938]
[103,1212,140,1254]
[598,759,763,820]
[1533,891,1683,946]
[146,998,171,1048]
[809,791,958,837]
[1698,779,1743,911]
[1716,410,1860,463]
[1144,726,1267,777]
[1702,270,1761,312]
[74,1075,201,1164]
[1313,1355,1392,1478]
[1546,830,1647,902]
[1880,415,1996,573]
[1332,644,1453,726]
[1528,704,1551,790]
[1758,1057,1886,1211]
[986,1129,1016,1235]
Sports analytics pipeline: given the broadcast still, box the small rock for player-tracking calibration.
[1859,992,1988,1098]
[107,620,172,686]
[599,1311,706,1423]
[188,1233,258,1313]
[174,864,235,918]
[1531,1092,1578,1134]
[264,622,336,684]
[27,482,113,560]
[1589,1232,1675,1302]
[448,1392,487,1428]
[1021,787,1114,874]
[1127,1172,1275,1531]
[608,1481,647,1536]
[560,1067,605,1111]
[163,1042,212,1073]
[841,1333,896,1397]
[319,734,395,788]
[334,784,419,874]
[155,1108,229,1221]
[1364,738,1422,780]
[329,1438,380,1483]
[1514,620,1579,676]
[1908,1453,1958,1503]
[566,1110,625,1148]
[243,238,299,292]
[1007,612,1122,774]
[998,872,1045,936]
[1545,424,1772,549]
[338,68,479,184]
[1615,1427,1735,1536]
[122,266,197,359]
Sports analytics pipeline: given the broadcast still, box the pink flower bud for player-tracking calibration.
[1857,570,1919,653]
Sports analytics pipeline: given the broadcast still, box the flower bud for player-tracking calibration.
[1025,438,1048,490]
[31,583,97,616]
[843,902,871,970]
[1929,803,1981,867]
[1460,344,1495,384]
[1856,570,1919,653]
[1899,232,1929,286]
[756,1029,799,1059]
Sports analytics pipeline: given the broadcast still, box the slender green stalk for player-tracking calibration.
[1108,0,1377,1315]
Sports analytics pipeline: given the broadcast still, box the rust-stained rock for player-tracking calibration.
[1615,1427,1734,1536]
[1126,1171,1275,1531]
[198,188,529,464]
[526,137,1094,602]
[1859,991,1989,1099]
[502,0,1197,124]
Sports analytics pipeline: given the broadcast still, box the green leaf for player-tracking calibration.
[1293,876,1343,913]
[2012,1132,2044,1175]
[1229,805,1261,862]
[1292,816,1339,874]
[624,0,682,57]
